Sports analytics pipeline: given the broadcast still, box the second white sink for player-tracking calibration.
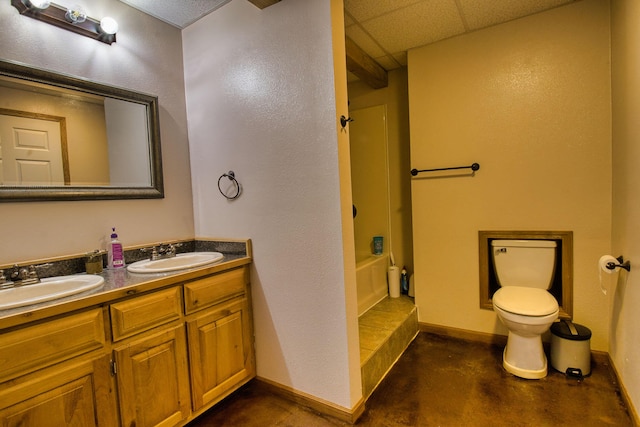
[127,252,224,274]
[0,275,105,310]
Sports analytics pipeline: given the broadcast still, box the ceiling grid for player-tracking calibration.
[119,0,578,76]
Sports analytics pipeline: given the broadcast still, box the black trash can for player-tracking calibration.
[550,320,592,377]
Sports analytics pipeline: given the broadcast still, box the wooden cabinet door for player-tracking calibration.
[114,324,190,427]
[187,298,255,410]
[0,354,116,427]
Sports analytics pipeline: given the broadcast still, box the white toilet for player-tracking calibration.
[491,239,560,379]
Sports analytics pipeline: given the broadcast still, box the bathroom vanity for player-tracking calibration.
[0,248,254,427]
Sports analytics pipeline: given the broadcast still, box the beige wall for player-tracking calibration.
[611,0,640,416]
[0,0,194,263]
[408,0,611,351]
[348,69,413,273]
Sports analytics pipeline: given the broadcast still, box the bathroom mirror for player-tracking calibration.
[0,59,163,201]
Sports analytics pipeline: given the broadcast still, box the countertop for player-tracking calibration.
[0,253,251,331]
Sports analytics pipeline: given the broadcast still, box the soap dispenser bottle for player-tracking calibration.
[108,227,125,269]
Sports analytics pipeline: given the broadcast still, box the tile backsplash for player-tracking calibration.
[1,239,248,279]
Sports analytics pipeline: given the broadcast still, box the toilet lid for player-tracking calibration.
[493,287,558,316]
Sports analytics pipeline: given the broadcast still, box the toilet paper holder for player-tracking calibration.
[605,256,631,272]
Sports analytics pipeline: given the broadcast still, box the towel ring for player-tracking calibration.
[217,171,241,200]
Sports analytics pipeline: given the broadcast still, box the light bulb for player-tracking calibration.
[65,5,87,24]
[99,17,118,35]
[28,0,50,9]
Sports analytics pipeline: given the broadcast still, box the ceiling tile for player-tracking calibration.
[458,0,574,30]
[118,0,231,28]
[345,25,387,59]
[362,0,465,54]
[344,0,424,23]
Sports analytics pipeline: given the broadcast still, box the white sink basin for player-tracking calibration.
[0,275,105,310]
[127,252,224,274]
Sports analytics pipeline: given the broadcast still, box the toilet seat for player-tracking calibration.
[493,286,558,316]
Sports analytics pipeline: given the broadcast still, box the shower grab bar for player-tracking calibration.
[410,162,480,176]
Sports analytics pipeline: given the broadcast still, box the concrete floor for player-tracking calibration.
[188,332,633,426]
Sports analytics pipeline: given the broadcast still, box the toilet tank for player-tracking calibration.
[491,239,557,289]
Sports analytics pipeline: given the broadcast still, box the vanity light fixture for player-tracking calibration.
[11,0,117,45]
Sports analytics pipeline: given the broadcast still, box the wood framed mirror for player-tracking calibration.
[0,59,163,201]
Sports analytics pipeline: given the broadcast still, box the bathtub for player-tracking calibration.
[356,254,389,316]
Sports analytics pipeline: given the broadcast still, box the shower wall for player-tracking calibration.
[348,69,413,273]
[349,105,390,261]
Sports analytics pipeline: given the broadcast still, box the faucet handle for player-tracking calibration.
[141,246,159,260]
[158,243,178,255]
[10,264,21,280]
[166,243,182,256]
[27,265,38,279]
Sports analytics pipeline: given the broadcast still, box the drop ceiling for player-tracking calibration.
[118,0,232,28]
[345,0,577,72]
[120,0,578,72]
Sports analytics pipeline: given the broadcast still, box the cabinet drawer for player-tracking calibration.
[0,308,105,383]
[184,267,247,314]
[110,286,182,341]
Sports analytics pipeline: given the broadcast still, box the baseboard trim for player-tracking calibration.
[254,377,366,424]
[605,353,640,426]
[419,322,508,347]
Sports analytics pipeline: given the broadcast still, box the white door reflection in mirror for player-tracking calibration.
[0,114,67,185]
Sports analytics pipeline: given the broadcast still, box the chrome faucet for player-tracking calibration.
[143,243,182,261]
[0,263,52,289]
[4,264,40,287]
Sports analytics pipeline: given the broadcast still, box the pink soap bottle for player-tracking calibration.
[107,227,125,269]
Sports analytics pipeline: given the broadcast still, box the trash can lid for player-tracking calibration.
[551,320,592,341]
